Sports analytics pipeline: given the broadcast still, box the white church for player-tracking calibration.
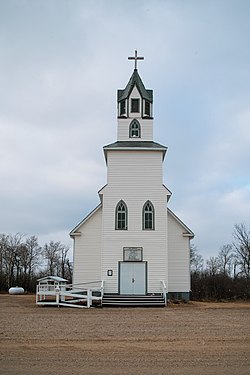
[70,52,194,305]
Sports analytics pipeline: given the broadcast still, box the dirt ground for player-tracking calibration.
[0,295,250,375]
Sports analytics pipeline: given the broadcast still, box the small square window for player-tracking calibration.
[131,99,139,113]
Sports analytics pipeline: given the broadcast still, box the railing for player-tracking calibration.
[36,280,104,308]
[160,280,168,306]
[66,280,103,291]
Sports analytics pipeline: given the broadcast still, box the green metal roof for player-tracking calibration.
[117,69,153,102]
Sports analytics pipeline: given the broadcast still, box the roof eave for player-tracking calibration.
[103,146,167,163]
[70,203,102,236]
[167,207,195,238]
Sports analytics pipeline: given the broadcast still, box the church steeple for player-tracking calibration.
[116,51,154,142]
[103,51,167,163]
[117,69,153,119]
[117,51,153,120]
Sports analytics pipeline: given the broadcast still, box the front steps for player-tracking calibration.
[102,294,166,307]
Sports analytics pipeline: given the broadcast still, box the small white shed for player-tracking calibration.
[36,276,68,305]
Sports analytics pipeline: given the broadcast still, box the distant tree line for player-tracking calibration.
[0,233,72,292]
[191,223,250,300]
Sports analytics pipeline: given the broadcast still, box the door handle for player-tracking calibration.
[132,278,135,283]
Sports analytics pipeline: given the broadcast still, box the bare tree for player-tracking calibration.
[190,244,204,273]
[206,256,220,276]
[65,258,73,282]
[43,241,71,279]
[0,234,71,291]
[59,245,70,279]
[3,233,25,288]
[233,223,250,279]
[218,244,233,276]
[0,234,10,289]
[19,236,42,290]
[43,241,61,275]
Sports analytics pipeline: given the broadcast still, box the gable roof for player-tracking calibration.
[167,208,194,238]
[37,276,68,283]
[70,203,102,237]
[163,184,172,202]
[117,69,153,102]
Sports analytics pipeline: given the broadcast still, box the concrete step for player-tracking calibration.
[102,294,166,307]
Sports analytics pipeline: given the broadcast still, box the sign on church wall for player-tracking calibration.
[123,247,143,262]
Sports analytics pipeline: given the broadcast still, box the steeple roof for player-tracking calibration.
[103,141,167,162]
[117,69,153,102]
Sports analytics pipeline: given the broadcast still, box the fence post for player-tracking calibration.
[87,289,91,308]
[55,286,60,306]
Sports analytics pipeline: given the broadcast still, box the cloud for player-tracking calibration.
[0,0,249,260]
[220,185,250,219]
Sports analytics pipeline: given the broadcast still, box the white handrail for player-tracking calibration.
[66,280,103,289]
[160,280,167,306]
[100,280,104,298]
[36,280,104,308]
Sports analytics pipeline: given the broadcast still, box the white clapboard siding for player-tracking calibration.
[101,149,168,293]
[117,118,153,141]
[167,211,190,292]
[107,151,163,185]
[73,206,102,285]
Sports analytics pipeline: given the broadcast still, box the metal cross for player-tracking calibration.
[128,50,144,70]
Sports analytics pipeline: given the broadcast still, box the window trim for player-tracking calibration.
[129,119,141,138]
[142,201,155,230]
[131,98,140,113]
[144,100,150,116]
[115,200,128,230]
[120,100,126,116]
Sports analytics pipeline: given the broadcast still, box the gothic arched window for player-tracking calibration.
[143,201,155,230]
[129,119,141,138]
[115,200,128,230]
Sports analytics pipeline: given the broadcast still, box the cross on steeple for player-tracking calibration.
[128,50,144,70]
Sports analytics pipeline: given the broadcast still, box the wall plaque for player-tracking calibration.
[123,247,143,262]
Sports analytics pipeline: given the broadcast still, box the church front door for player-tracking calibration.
[119,262,146,295]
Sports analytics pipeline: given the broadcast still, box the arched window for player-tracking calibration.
[129,119,141,138]
[115,200,128,230]
[143,201,155,230]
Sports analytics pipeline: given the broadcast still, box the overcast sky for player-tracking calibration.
[0,0,249,260]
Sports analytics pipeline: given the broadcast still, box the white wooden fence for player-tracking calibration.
[36,280,104,308]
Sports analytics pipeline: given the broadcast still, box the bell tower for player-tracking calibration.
[117,50,154,142]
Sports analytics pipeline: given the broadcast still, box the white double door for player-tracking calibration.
[120,262,146,295]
